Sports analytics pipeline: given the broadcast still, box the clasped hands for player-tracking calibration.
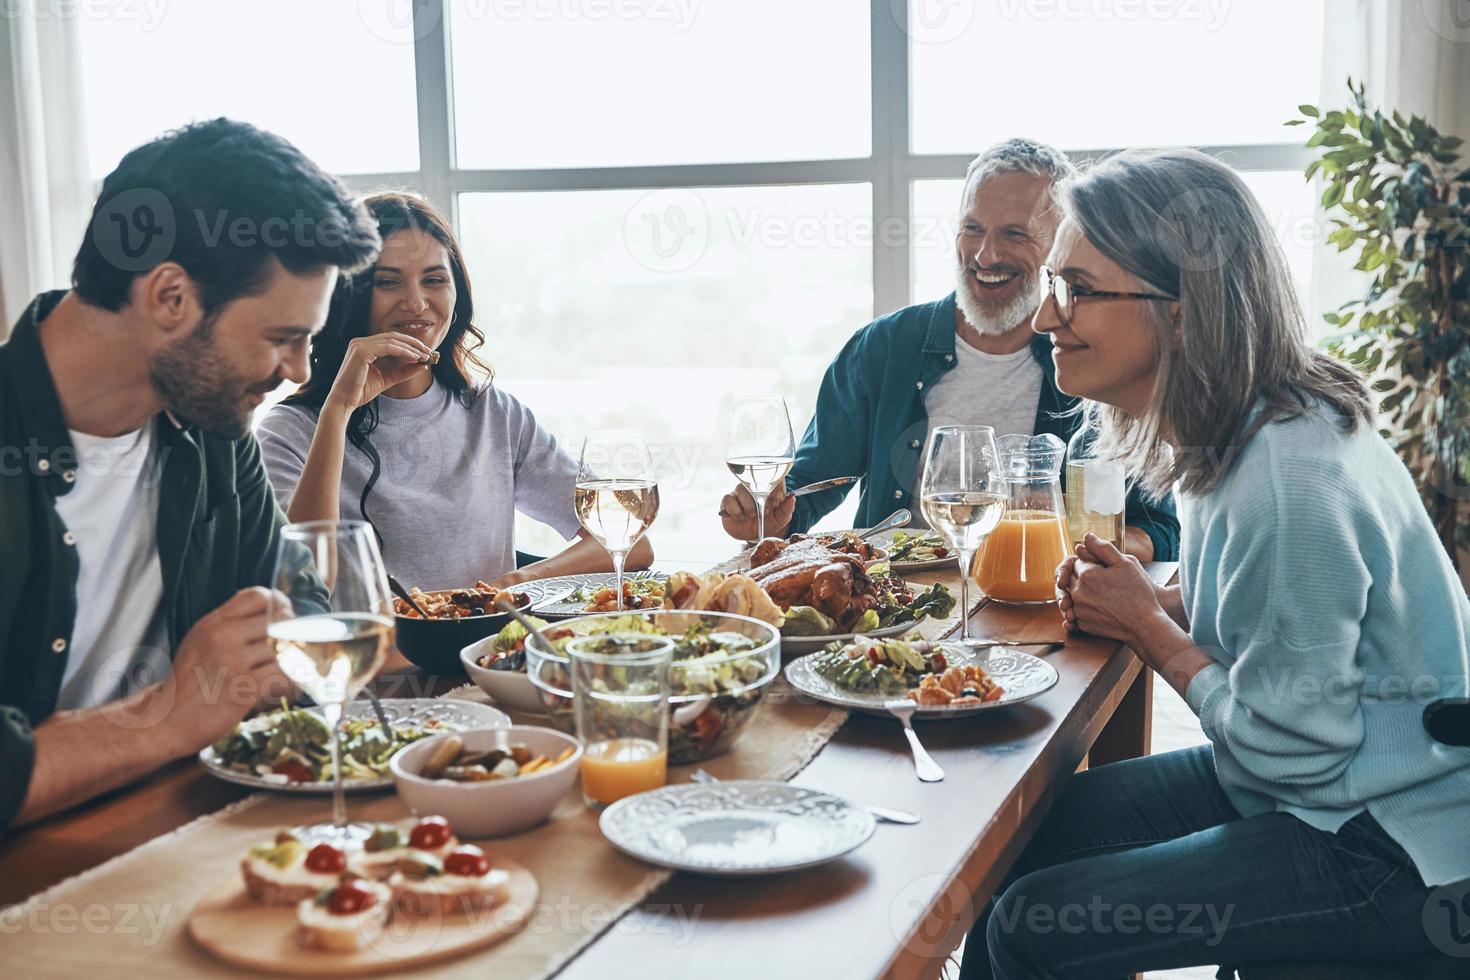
[1055,533,1169,650]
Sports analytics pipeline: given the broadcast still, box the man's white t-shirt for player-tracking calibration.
[53,420,170,711]
[923,332,1042,442]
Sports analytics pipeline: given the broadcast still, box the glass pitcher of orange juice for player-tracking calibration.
[974,434,1071,604]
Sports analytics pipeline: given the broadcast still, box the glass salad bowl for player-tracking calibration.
[524,610,780,764]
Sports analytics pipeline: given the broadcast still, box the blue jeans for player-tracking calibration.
[958,745,1441,979]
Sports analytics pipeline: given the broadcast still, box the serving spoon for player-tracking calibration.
[857,508,912,542]
[386,573,431,619]
[495,597,555,651]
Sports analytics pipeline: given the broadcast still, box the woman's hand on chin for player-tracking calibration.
[325,333,437,417]
[1065,534,1169,647]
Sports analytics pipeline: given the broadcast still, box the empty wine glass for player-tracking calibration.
[575,431,659,612]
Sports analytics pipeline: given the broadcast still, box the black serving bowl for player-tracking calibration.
[393,591,533,675]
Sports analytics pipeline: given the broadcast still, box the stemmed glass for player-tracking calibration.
[269,520,394,846]
[575,430,660,611]
[725,395,796,543]
[918,425,1005,648]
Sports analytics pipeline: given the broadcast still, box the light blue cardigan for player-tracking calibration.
[1181,402,1470,887]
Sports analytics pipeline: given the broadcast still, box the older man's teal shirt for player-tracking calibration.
[786,293,1179,560]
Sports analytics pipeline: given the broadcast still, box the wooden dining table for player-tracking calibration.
[0,561,1177,979]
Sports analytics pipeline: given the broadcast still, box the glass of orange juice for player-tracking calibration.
[569,633,672,808]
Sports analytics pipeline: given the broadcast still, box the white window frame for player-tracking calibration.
[337,0,1317,317]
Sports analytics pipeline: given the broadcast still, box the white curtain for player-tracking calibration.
[1310,0,1470,322]
[0,8,93,336]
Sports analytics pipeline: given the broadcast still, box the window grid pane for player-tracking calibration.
[458,184,873,563]
[909,0,1324,155]
[77,0,419,178]
[449,0,872,169]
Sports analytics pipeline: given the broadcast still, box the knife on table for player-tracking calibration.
[791,475,861,497]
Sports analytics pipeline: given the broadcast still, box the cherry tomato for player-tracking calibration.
[271,760,314,783]
[408,815,453,851]
[444,845,490,877]
[326,880,377,916]
[305,843,348,874]
[691,708,725,744]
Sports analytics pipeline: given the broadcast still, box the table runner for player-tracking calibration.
[0,689,851,978]
[1,570,971,979]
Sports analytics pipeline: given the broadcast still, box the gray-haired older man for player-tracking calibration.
[720,137,1179,562]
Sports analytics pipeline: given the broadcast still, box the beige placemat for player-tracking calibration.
[0,684,848,979]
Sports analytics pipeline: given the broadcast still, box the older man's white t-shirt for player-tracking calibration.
[923,333,1042,442]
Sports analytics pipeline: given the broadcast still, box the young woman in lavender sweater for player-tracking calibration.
[961,148,1470,978]
[257,193,652,591]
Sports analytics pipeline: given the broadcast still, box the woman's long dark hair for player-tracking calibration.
[286,192,492,546]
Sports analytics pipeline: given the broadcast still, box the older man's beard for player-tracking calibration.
[150,314,275,439]
[953,261,1041,337]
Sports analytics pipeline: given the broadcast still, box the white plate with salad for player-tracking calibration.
[520,572,670,619]
[866,529,957,573]
[199,698,510,793]
[784,639,1059,718]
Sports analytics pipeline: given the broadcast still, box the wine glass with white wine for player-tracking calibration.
[269,520,394,847]
[919,425,1005,649]
[576,430,660,612]
[725,395,795,543]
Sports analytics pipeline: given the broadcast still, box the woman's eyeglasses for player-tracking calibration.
[1039,266,1176,326]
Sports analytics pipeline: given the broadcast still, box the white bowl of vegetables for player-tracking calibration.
[459,617,570,715]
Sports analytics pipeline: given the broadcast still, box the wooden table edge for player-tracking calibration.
[874,646,1145,980]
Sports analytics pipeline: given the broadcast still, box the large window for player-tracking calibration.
[77,0,420,177]
[76,0,1325,564]
[457,184,872,559]
[448,0,872,169]
[908,1,1324,153]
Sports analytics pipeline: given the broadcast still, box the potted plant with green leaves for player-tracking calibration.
[1292,79,1470,572]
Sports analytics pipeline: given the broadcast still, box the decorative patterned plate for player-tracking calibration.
[599,780,875,875]
[521,571,670,619]
[515,577,579,611]
[865,529,957,574]
[784,647,1059,719]
[198,698,510,793]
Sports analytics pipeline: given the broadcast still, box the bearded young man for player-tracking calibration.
[0,119,379,832]
[720,138,1178,562]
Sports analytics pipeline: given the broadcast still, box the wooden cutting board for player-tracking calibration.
[188,860,537,976]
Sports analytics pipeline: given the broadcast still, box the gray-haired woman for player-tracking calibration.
[959,148,1470,977]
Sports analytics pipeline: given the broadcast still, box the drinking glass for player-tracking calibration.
[725,395,795,543]
[918,426,1004,648]
[269,520,394,846]
[569,633,673,807]
[575,430,660,612]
